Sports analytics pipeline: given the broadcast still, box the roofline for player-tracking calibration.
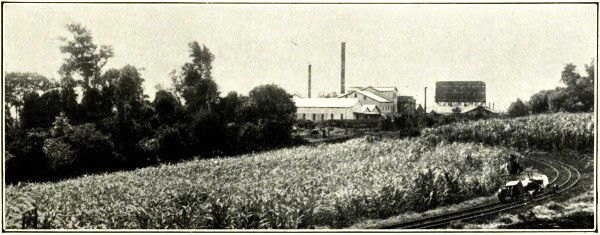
[340,90,392,102]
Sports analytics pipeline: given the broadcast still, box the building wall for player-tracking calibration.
[362,87,398,113]
[346,91,394,116]
[296,107,356,121]
[397,96,416,116]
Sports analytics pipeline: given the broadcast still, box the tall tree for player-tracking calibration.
[114,65,145,121]
[59,23,114,91]
[247,84,297,146]
[179,42,219,113]
[59,76,79,121]
[560,64,580,88]
[556,61,594,112]
[5,72,56,127]
[188,41,214,80]
[580,59,595,111]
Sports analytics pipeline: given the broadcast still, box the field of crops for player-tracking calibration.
[422,113,594,151]
[5,137,508,229]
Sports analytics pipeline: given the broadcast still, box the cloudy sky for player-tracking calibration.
[3,3,597,111]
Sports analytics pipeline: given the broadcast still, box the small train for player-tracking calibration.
[497,168,556,203]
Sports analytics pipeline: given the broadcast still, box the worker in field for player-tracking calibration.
[507,153,524,176]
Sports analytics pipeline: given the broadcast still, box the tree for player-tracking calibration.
[59,23,114,91]
[215,91,243,123]
[179,42,219,113]
[79,88,113,123]
[5,72,56,127]
[21,92,43,129]
[59,76,79,121]
[507,99,529,117]
[182,70,219,113]
[188,41,214,80]
[580,59,595,111]
[560,64,580,88]
[153,90,181,125]
[114,65,145,121]
[556,62,594,112]
[528,90,551,114]
[247,84,297,146]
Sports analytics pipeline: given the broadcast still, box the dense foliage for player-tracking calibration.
[5,23,297,184]
[422,113,594,152]
[5,137,507,229]
[509,61,594,116]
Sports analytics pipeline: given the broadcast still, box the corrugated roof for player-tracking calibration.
[341,90,391,102]
[293,98,359,108]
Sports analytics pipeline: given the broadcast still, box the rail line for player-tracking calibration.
[375,158,580,229]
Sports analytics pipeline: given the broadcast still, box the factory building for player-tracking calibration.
[292,42,416,122]
[293,97,383,121]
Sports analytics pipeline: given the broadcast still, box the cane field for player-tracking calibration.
[4,113,594,229]
[422,113,595,151]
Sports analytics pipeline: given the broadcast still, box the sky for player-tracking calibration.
[3,3,597,112]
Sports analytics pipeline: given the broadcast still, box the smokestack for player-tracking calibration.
[424,87,427,114]
[308,64,312,98]
[341,42,346,94]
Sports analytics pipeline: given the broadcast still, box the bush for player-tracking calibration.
[155,126,188,163]
[43,123,121,179]
[189,110,227,158]
[5,128,50,184]
[508,99,529,117]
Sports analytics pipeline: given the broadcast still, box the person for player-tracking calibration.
[507,153,524,176]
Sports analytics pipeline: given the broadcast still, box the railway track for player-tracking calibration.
[375,158,580,229]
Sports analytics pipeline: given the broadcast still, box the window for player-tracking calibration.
[331,113,334,119]
[354,94,357,98]
[303,114,306,120]
[321,114,324,120]
[341,114,344,120]
[363,96,366,100]
[312,114,316,121]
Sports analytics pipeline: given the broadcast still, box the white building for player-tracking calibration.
[339,86,398,116]
[293,97,382,121]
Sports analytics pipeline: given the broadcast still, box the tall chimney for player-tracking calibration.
[308,64,312,98]
[341,42,346,94]
[424,87,427,114]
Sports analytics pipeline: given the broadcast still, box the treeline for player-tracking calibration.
[5,23,297,184]
[507,61,595,117]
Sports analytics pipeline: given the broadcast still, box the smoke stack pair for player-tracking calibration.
[306,42,346,97]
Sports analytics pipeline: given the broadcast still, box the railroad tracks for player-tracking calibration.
[375,158,581,229]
